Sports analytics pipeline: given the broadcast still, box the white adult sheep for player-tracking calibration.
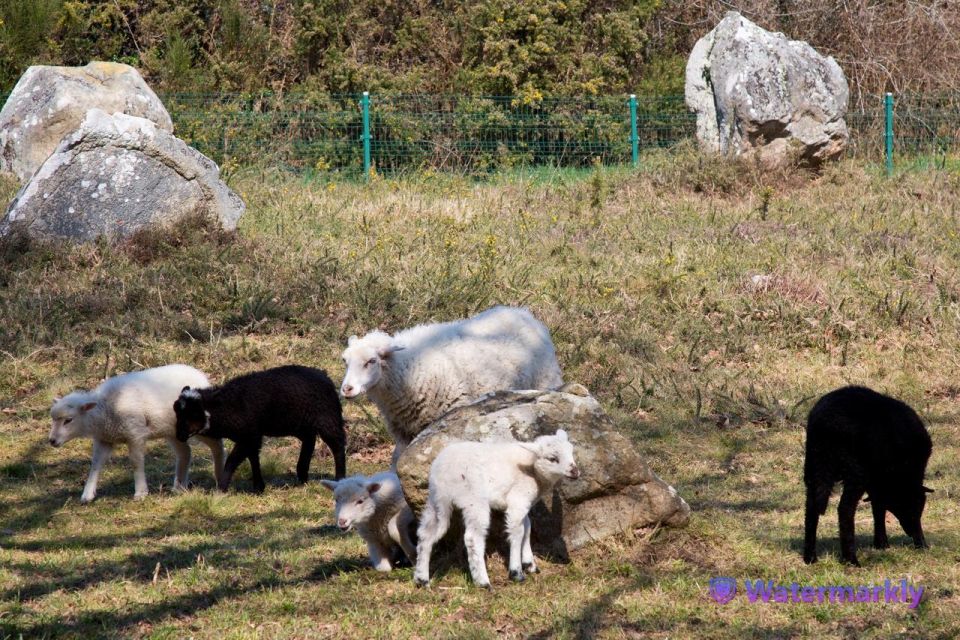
[48,364,226,503]
[320,471,417,571]
[340,305,563,461]
[413,429,580,589]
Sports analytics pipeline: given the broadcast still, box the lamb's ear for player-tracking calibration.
[347,335,359,346]
[181,386,191,393]
[923,486,934,493]
[319,479,338,492]
[518,441,541,455]
[555,429,568,441]
[79,401,97,413]
[377,344,405,359]
[366,482,382,495]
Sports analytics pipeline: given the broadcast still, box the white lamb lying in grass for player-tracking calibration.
[321,471,417,571]
[413,430,580,589]
[48,364,226,503]
[340,305,564,463]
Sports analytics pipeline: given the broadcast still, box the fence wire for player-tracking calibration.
[3,92,960,174]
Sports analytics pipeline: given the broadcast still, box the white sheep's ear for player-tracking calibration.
[377,344,405,359]
[366,482,382,495]
[347,335,359,346]
[518,441,541,455]
[555,429,568,441]
[79,401,97,413]
[319,479,339,492]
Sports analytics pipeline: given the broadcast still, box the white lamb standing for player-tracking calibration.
[48,364,226,503]
[340,305,564,462]
[321,471,417,571]
[413,429,580,589]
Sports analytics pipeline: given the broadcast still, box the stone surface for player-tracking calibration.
[0,109,244,241]
[396,384,690,557]
[0,61,173,181]
[684,11,849,168]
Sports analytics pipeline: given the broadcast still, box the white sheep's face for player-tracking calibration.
[526,429,580,482]
[320,477,382,530]
[48,393,96,447]
[340,332,402,399]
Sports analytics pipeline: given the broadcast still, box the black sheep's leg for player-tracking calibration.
[838,484,865,566]
[803,481,831,564]
[320,428,347,480]
[220,443,248,492]
[249,437,265,493]
[871,499,889,549]
[296,435,315,484]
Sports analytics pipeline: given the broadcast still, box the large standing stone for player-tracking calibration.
[685,12,849,168]
[0,61,173,182]
[0,109,244,241]
[397,384,690,557]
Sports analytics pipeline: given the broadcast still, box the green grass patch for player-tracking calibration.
[2,159,960,638]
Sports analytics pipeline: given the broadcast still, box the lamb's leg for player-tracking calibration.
[871,499,889,549]
[521,515,537,574]
[462,503,492,589]
[414,499,450,587]
[220,442,249,492]
[197,435,227,488]
[128,440,148,500]
[80,439,113,504]
[803,480,831,564]
[296,435,315,484]
[367,539,394,572]
[168,437,191,491]
[504,503,528,582]
[838,484,865,566]
[392,508,418,564]
[248,438,265,493]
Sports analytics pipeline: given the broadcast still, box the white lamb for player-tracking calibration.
[413,429,580,589]
[48,364,226,503]
[321,471,417,571]
[340,305,563,461]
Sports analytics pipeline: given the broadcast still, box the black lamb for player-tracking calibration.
[803,385,933,566]
[174,365,346,492]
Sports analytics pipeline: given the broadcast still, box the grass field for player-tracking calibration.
[2,155,960,639]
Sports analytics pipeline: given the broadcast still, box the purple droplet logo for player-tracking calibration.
[710,577,737,604]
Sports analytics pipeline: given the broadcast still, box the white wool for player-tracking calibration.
[413,430,579,588]
[341,306,564,454]
[49,364,225,503]
[321,471,417,571]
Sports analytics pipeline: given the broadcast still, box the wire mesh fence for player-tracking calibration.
[3,91,960,175]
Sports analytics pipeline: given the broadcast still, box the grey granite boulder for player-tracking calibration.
[0,62,173,181]
[396,384,690,557]
[685,12,849,168]
[0,109,244,241]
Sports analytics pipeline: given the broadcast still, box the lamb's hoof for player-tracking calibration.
[133,493,147,501]
[874,539,889,550]
[509,570,525,583]
[522,562,539,574]
[841,556,861,568]
[477,582,492,591]
[79,496,95,505]
[802,552,817,565]
[414,576,430,588]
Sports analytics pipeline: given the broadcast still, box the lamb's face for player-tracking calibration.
[48,393,96,447]
[531,429,580,482]
[321,477,381,530]
[340,332,399,398]
[173,388,208,442]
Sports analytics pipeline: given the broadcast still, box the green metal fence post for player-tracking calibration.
[361,91,371,179]
[884,92,894,177]
[629,94,639,167]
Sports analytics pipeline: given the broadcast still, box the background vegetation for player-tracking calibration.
[2,1,958,101]
[1,157,960,637]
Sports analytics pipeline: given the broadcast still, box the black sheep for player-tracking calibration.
[803,385,933,566]
[174,365,346,492]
